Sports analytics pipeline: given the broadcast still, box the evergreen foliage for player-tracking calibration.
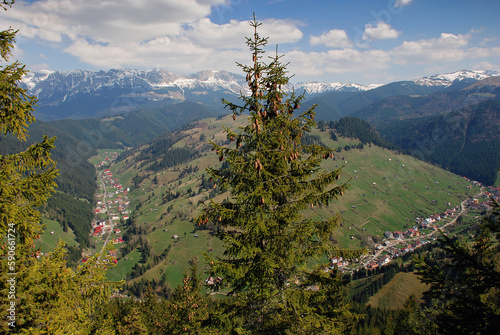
[155,261,214,334]
[0,25,58,245]
[198,15,364,333]
[0,6,119,332]
[323,117,396,150]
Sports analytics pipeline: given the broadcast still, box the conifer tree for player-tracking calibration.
[199,15,364,334]
[156,261,215,334]
[0,3,119,332]
[0,1,58,248]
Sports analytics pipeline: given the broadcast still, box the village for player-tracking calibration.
[84,151,130,263]
[85,151,499,277]
[333,180,499,272]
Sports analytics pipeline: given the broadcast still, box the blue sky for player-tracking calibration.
[2,0,499,84]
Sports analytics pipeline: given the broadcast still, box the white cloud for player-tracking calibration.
[363,22,401,41]
[395,0,412,8]
[185,18,302,49]
[480,37,496,46]
[285,48,391,78]
[0,0,302,73]
[3,0,227,44]
[392,33,470,64]
[310,29,352,48]
[28,63,51,71]
[472,61,500,71]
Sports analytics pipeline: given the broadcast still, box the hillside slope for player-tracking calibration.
[104,114,481,287]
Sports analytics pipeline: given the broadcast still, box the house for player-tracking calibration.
[172,234,179,239]
[114,228,120,234]
[93,226,104,236]
[404,228,417,238]
[384,231,393,238]
[378,255,391,266]
[393,231,402,239]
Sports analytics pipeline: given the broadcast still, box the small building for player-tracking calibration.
[384,231,393,239]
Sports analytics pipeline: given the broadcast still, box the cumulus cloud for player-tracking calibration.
[395,0,412,8]
[363,22,401,41]
[0,0,302,73]
[391,33,471,64]
[310,29,352,48]
[285,48,391,78]
[472,61,500,71]
[4,0,227,43]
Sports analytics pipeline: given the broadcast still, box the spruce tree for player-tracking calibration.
[0,3,58,247]
[0,3,119,332]
[199,15,364,334]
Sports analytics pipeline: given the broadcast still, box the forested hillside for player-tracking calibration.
[379,100,500,185]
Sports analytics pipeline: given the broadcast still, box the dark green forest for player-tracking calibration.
[379,100,500,185]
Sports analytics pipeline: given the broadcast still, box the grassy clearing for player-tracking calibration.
[106,248,142,282]
[368,272,429,309]
[36,219,78,253]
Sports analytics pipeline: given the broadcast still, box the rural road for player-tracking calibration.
[355,187,485,270]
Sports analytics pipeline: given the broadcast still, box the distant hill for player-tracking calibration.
[378,100,500,185]
[21,69,376,121]
[343,78,500,185]
[305,81,443,121]
[351,81,500,127]
[301,70,500,122]
[0,101,219,248]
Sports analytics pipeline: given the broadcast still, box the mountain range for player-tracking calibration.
[21,68,499,121]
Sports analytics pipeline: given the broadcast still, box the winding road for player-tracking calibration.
[355,187,485,270]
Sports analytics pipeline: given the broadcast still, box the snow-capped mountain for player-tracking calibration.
[21,68,377,100]
[20,68,382,120]
[412,69,499,87]
[20,68,499,121]
[292,81,381,94]
[22,69,247,100]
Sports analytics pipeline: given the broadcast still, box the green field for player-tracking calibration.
[368,272,429,309]
[35,219,79,253]
[107,248,142,282]
[88,149,124,166]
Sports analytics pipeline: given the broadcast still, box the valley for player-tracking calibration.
[12,68,497,298]
[3,1,500,331]
[81,113,486,290]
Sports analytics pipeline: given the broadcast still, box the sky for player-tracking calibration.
[1,0,499,85]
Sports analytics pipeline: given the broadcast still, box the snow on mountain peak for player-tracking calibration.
[413,69,500,87]
[20,68,498,103]
[289,81,381,94]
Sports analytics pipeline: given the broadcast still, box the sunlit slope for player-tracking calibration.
[107,114,480,286]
